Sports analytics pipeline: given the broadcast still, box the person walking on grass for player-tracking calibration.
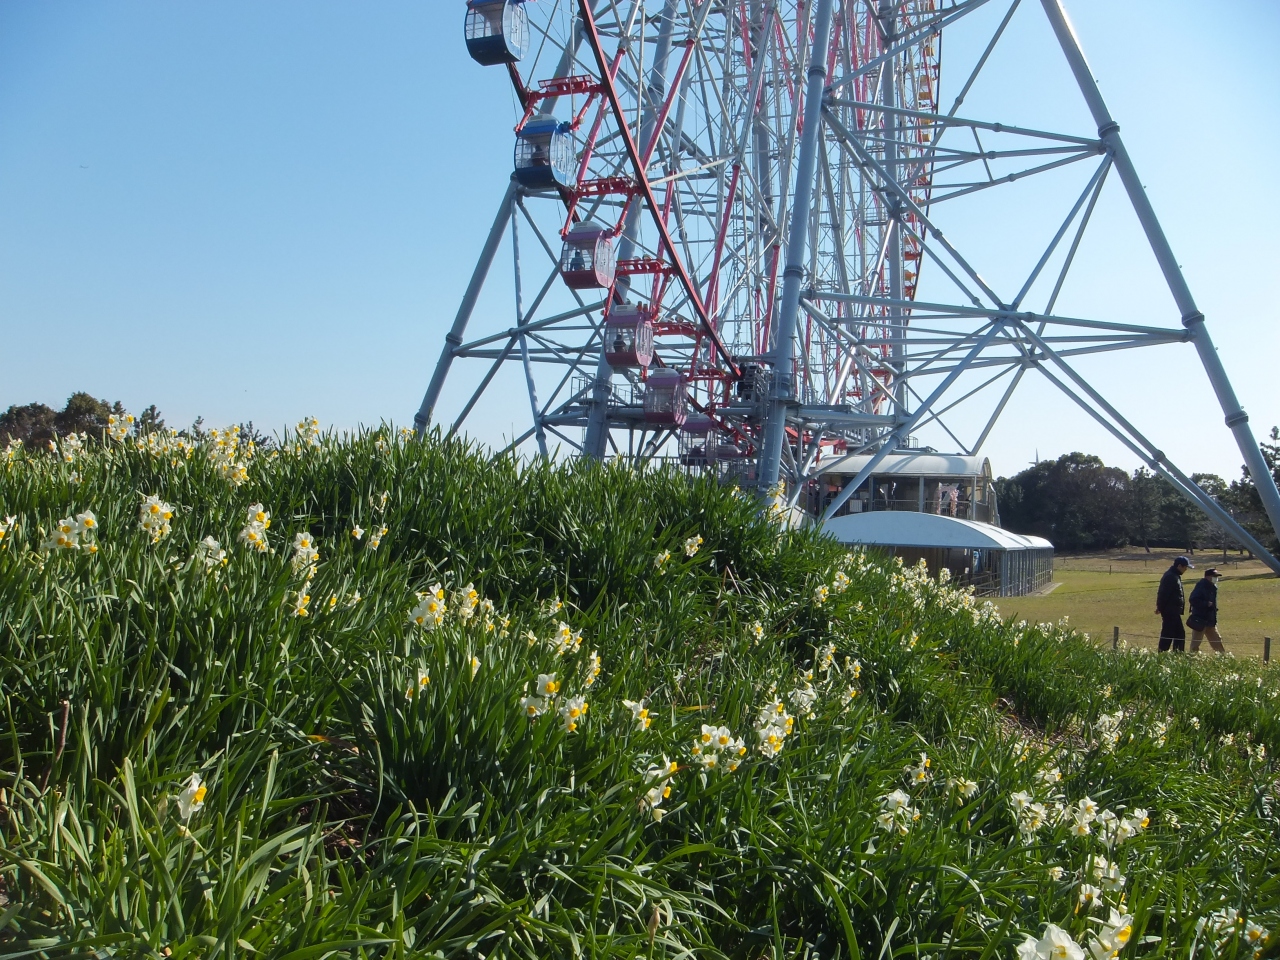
[1187,567,1227,653]
[1155,555,1192,653]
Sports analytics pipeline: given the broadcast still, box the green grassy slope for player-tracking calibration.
[1,428,1277,959]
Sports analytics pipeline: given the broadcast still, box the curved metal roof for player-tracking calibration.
[823,511,1052,551]
[817,452,992,478]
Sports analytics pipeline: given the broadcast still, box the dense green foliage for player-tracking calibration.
[2,427,1278,959]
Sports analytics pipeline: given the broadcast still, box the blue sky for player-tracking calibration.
[2,0,1277,482]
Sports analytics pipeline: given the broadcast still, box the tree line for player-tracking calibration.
[0,393,165,446]
[0,393,271,451]
[994,430,1280,554]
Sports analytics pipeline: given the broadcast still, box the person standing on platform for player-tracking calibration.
[1187,567,1227,653]
[1155,555,1192,653]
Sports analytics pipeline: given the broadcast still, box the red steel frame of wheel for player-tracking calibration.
[574,0,741,384]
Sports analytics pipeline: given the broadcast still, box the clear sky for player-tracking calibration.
[2,0,1277,483]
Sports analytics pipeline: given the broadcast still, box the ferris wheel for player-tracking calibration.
[415,0,1280,573]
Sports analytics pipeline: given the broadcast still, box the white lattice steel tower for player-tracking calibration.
[416,0,1280,572]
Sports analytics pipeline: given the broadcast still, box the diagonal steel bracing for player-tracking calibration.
[414,0,1279,569]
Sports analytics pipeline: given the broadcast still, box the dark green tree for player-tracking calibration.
[52,392,114,438]
[138,404,166,434]
[0,394,166,448]
[994,453,1130,550]
[1128,468,1164,552]
[1158,489,1200,553]
[0,402,58,446]
[1188,472,1247,555]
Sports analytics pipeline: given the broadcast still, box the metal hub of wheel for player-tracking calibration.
[416,0,1280,573]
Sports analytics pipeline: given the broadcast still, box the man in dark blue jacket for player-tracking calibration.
[1187,567,1226,653]
[1154,556,1192,653]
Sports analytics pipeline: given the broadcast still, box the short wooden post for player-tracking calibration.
[1112,626,1119,650]
[1266,637,1272,664]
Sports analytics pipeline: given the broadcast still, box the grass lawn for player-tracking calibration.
[993,548,1280,659]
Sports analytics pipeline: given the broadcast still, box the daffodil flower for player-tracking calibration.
[1091,855,1125,891]
[757,725,786,758]
[1077,883,1102,911]
[1036,924,1085,960]
[622,699,651,731]
[177,773,208,819]
[405,668,428,699]
[291,531,320,574]
[239,508,271,553]
[408,587,446,630]
[196,536,227,570]
[583,651,602,686]
[138,495,175,542]
[905,753,931,784]
[559,696,587,733]
[450,583,480,621]
[642,757,677,817]
[536,673,559,698]
[1036,766,1062,787]
[44,516,80,551]
[1090,909,1133,960]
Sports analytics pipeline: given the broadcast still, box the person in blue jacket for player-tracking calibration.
[1154,556,1192,653]
[1187,567,1226,653]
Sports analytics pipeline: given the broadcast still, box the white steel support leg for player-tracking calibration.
[1040,0,1280,549]
[415,179,518,434]
[759,0,836,491]
[512,216,549,458]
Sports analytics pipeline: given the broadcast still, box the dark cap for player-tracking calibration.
[1174,556,1194,568]
[1204,567,1222,578]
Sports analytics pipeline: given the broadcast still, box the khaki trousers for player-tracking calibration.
[1190,625,1225,653]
